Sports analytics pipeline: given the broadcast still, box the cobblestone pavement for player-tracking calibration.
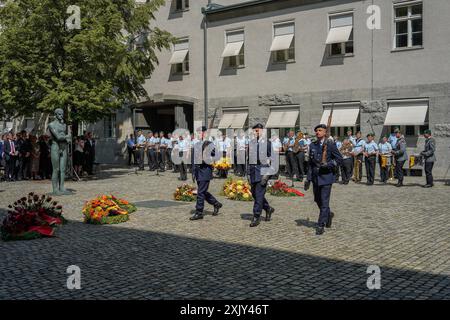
[0,167,449,300]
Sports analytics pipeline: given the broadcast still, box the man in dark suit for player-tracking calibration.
[305,124,343,236]
[3,133,17,181]
[247,123,275,228]
[190,126,223,221]
[83,132,96,175]
[421,129,436,188]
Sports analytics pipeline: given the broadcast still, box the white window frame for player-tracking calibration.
[104,114,116,139]
[174,0,189,12]
[271,21,295,64]
[327,11,354,57]
[393,1,423,50]
[224,29,245,69]
[171,38,190,75]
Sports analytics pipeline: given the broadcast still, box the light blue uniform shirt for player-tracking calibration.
[178,139,190,152]
[136,135,146,145]
[388,134,398,149]
[354,138,366,154]
[378,142,392,154]
[283,137,295,152]
[236,137,248,150]
[348,135,357,146]
[335,140,342,150]
[364,141,379,154]
[160,137,170,146]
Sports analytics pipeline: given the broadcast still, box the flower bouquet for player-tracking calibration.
[1,193,66,241]
[268,180,305,197]
[174,184,197,202]
[222,178,253,201]
[214,157,232,178]
[82,195,136,225]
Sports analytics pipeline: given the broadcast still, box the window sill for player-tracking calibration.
[272,60,296,65]
[173,9,190,13]
[171,72,190,76]
[327,53,355,59]
[224,65,245,70]
[391,46,424,53]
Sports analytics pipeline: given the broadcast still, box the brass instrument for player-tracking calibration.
[389,161,395,180]
[293,132,304,153]
[353,156,361,182]
[380,155,392,168]
[409,154,424,169]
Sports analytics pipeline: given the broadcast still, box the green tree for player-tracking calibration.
[0,0,174,123]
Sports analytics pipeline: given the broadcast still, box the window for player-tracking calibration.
[405,125,415,136]
[175,0,189,11]
[223,30,245,68]
[169,38,189,74]
[270,22,295,63]
[104,114,116,138]
[327,13,354,56]
[394,1,423,49]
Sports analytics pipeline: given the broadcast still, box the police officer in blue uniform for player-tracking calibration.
[247,123,275,228]
[305,124,343,235]
[190,126,223,221]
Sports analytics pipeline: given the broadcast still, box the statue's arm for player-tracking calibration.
[48,123,68,142]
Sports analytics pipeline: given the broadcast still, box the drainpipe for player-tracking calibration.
[202,2,210,127]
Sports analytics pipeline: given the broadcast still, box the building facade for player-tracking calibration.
[3,0,450,175]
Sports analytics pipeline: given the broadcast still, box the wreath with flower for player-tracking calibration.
[1,193,66,241]
[222,178,253,201]
[82,195,136,225]
[268,180,305,197]
[174,184,197,202]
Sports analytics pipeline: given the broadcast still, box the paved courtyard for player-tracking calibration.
[0,166,449,300]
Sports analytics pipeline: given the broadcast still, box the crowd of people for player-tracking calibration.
[0,130,97,182]
[125,127,436,188]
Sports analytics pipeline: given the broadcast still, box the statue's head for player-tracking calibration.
[54,108,64,121]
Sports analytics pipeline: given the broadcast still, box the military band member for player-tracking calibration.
[190,126,223,221]
[347,130,356,146]
[166,132,174,171]
[248,123,275,228]
[136,130,146,171]
[420,129,436,188]
[146,132,156,171]
[235,131,248,177]
[363,133,379,186]
[378,136,393,184]
[177,135,189,181]
[352,131,365,183]
[283,131,299,181]
[159,131,169,172]
[391,129,407,187]
[339,138,353,185]
[305,124,343,236]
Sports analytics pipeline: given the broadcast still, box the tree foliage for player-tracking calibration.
[0,0,174,122]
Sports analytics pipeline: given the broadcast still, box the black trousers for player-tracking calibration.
[5,156,15,180]
[158,150,166,171]
[179,151,187,180]
[166,149,173,170]
[365,156,376,184]
[395,160,405,184]
[425,162,434,185]
[313,183,332,228]
[148,149,157,170]
[379,156,389,183]
[341,158,353,184]
[18,156,31,179]
[127,147,135,166]
[286,151,298,178]
[295,152,306,179]
[196,181,218,212]
[137,148,145,170]
[251,182,270,216]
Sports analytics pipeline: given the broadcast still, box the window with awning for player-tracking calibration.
[384,100,429,125]
[270,22,295,52]
[222,30,244,57]
[169,39,189,65]
[266,107,299,128]
[320,104,360,127]
[218,110,248,129]
[327,13,354,56]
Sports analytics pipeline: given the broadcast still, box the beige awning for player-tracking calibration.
[266,110,299,128]
[169,49,188,64]
[270,34,294,52]
[320,107,360,127]
[218,112,248,129]
[385,102,428,125]
[326,25,353,44]
[222,41,244,58]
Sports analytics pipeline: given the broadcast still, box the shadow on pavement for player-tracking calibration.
[0,219,448,300]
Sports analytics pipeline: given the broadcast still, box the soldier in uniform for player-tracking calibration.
[190,126,223,221]
[136,130,146,171]
[420,129,436,188]
[247,123,275,228]
[305,124,343,236]
[363,133,379,186]
[391,129,408,187]
[352,131,365,183]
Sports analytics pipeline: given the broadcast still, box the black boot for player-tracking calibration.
[190,211,204,221]
[316,226,325,235]
[250,216,261,227]
[326,212,334,229]
[212,202,223,216]
[265,207,275,221]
